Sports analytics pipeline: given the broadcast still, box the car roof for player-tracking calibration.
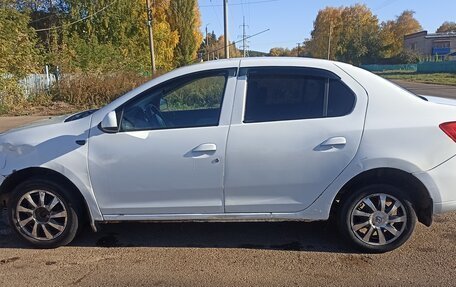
[192,56,351,69]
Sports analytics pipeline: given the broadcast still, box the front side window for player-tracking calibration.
[119,71,228,131]
[244,68,355,123]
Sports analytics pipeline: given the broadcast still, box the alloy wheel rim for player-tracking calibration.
[350,193,407,246]
[15,190,68,241]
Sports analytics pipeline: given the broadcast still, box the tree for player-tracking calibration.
[199,33,242,60]
[379,10,422,59]
[437,21,456,33]
[0,6,42,111]
[306,5,380,64]
[336,4,380,65]
[13,0,180,73]
[268,46,303,57]
[306,7,343,60]
[0,6,41,77]
[379,20,396,59]
[62,0,179,72]
[168,0,202,67]
[269,47,291,56]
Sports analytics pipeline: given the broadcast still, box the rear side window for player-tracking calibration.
[244,68,355,123]
[328,79,356,117]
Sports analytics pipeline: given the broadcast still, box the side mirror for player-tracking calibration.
[100,111,118,133]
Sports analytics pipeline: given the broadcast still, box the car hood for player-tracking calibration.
[0,115,68,135]
[0,109,98,136]
[0,110,94,157]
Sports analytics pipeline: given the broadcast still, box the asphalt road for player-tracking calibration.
[391,80,456,99]
[0,83,455,286]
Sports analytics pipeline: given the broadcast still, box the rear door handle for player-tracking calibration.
[192,143,217,152]
[320,137,347,147]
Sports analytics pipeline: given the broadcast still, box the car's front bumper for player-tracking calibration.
[414,155,456,214]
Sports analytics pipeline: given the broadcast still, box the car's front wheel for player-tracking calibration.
[338,184,417,253]
[8,179,82,248]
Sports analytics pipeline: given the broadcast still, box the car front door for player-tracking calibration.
[88,68,237,216]
[224,66,368,213]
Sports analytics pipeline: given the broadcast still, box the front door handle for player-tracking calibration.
[192,143,217,153]
[320,137,347,147]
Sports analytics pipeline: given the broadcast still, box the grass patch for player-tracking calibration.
[377,72,456,86]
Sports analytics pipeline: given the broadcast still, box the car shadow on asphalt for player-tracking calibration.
[0,209,358,253]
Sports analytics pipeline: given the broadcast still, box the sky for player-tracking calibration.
[197,0,456,53]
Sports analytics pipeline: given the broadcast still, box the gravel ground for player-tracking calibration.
[0,210,455,287]
[1,87,456,286]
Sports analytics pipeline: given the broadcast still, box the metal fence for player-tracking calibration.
[360,64,417,72]
[18,74,56,97]
[361,61,456,73]
[417,61,456,73]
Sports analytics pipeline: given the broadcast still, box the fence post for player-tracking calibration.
[45,65,50,91]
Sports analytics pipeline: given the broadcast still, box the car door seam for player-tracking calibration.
[222,60,242,213]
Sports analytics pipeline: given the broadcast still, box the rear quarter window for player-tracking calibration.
[327,79,356,117]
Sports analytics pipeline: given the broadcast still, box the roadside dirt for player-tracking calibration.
[0,112,455,287]
[0,116,49,132]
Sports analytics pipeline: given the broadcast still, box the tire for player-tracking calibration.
[7,178,83,248]
[337,184,417,253]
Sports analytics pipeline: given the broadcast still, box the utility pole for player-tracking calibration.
[223,0,229,59]
[296,42,301,57]
[146,0,156,75]
[327,21,332,60]
[239,16,249,57]
[205,24,210,61]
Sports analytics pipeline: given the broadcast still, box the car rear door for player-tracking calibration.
[224,64,368,213]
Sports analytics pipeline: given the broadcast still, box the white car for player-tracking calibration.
[1,58,455,252]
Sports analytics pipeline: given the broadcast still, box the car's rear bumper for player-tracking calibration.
[414,155,456,214]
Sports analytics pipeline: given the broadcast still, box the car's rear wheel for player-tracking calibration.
[338,184,417,253]
[8,179,82,248]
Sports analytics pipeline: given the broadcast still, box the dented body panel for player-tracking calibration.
[0,116,103,222]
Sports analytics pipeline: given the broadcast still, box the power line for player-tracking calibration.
[209,0,224,31]
[238,16,250,57]
[191,28,269,64]
[374,0,399,12]
[247,0,251,28]
[240,0,246,20]
[30,13,55,24]
[34,0,117,32]
[199,0,278,8]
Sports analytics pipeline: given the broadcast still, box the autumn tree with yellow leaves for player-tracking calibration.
[167,0,203,67]
[306,5,423,64]
[379,11,422,59]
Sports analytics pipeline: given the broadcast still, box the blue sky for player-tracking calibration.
[198,0,456,52]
